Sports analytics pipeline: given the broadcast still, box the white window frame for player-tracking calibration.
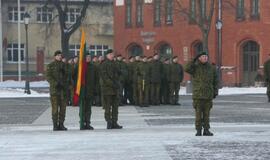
[7,43,25,63]
[37,7,53,23]
[8,6,25,22]
[89,45,109,56]
[69,44,81,56]
[65,8,81,24]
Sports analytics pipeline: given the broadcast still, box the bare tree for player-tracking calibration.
[47,0,89,58]
[175,0,216,53]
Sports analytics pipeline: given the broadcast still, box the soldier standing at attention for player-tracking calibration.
[137,56,150,107]
[263,54,270,102]
[46,50,68,131]
[161,58,170,104]
[185,52,218,136]
[149,53,162,105]
[169,56,184,105]
[100,49,123,129]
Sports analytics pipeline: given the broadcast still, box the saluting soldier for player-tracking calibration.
[100,49,123,129]
[264,54,270,102]
[149,53,162,105]
[169,56,184,105]
[46,50,69,131]
[185,52,218,136]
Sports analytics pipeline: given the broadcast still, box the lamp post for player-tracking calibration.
[216,0,222,88]
[24,12,31,94]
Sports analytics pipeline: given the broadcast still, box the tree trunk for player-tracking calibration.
[61,33,70,58]
[202,31,209,53]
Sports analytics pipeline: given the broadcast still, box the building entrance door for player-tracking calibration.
[242,41,259,86]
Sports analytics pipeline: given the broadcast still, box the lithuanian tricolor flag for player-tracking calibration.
[73,28,87,129]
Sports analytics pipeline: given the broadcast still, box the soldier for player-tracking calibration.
[66,58,74,106]
[127,56,135,105]
[116,54,128,105]
[100,49,123,129]
[149,53,162,105]
[264,55,270,102]
[133,55,141,105]
[137,56,150,107]
[93,56,101,106]
[169,56,184,105]
[185,52,218,136]
[81,55,96,130]
[46,50,68,131]
[161,58,170,104]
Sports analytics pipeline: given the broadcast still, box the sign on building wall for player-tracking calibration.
[116,0,124,6]
[183,46,189,62]
[144,0,153,4]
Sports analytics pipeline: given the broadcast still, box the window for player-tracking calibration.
[136,0,143,27]
[89,45,109,56]
[200,0,206,20]
[236,0,245,20]
[154,0,161,26]
[37,7,53,23]
[165,0,173,25]
[125,0,132,27]
[65,8,81,23]
[8,6,25,22]
[69,44,80,56]
[250,0,259,20]
[189,0,196,24]
[7,43,25,62]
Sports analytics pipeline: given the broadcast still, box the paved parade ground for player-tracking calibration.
[1,95,270,160]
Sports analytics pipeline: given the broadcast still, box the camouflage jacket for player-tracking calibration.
[185,61,218,100]
[169,62,184,83]
[137,62,150,83]
[149,60,162,83]
[85,62,98,97]
[46,60,68,96]
[116,60,128,83]
[99,59,120,95]
[264,59,270,82]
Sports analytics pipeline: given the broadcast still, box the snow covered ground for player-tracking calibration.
[0,80,267,98]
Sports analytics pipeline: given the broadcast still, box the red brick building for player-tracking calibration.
[114,0,270,86]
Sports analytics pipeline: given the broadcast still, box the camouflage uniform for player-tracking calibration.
[264,59,270,102]
[185,59,218,135]
[132,60,141,105]
[46,60,69,130]
[127,61,135,104]
[93,61,102,106]
[137,61,150,107]
[168,62,184,105]
[116,60,128,105]
[81,62,97,130]
[100,59,121,128]
[149,59,162,105]
[161,62,170,104]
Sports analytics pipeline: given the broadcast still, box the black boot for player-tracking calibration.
[58,123,68,131]
[107,121,113,129]
[195,129,202,136]
[53,122,59,131]
[85,122,94,130]
[112,122,123,129]
[203,129,214,136]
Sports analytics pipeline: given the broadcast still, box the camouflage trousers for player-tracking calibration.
[267,82,270,101]
[103,95,119,123]
[138,83,149,106]
[50,94,67,124]
[150,83,160,105]
[169,82,180,105]
[193,99,212,130]
[81,97,93,125]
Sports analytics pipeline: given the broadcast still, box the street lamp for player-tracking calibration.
[216,0,223,88]
[24,12,31,94]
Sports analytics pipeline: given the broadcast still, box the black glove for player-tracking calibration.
[213,93,218,99]
[56,81,63,90]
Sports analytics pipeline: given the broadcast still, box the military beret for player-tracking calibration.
[195,51,208,60]
[172,56,178,59]
[148,56,153,59]
[106,49,113,55]
[54,50,62,56]
[129,56,134,59]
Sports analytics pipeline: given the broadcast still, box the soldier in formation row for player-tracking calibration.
[46,49,185,131]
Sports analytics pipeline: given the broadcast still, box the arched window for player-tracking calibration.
[127,44,143,56]
[159,43,172,58]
